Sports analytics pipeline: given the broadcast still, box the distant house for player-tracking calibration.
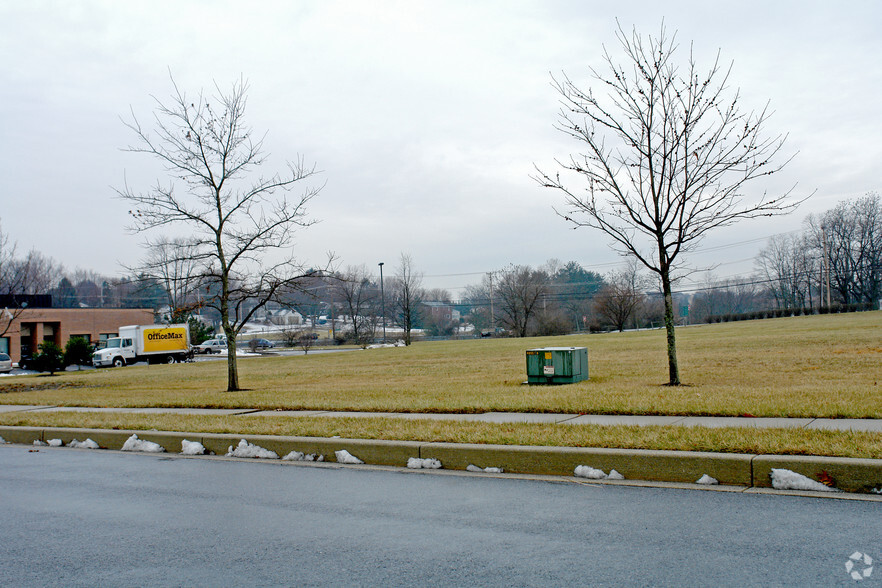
[268,309,303,326]
[421,301,459,323]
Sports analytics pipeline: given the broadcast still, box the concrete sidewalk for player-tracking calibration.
[2,403,882,432]
[2,404,882,495]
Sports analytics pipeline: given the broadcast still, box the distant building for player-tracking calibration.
[421,301,460,323]
[1,307,154,364]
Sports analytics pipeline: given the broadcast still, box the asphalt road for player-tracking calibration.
[1,446,878,587]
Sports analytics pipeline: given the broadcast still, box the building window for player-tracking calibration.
[0,338,8,355]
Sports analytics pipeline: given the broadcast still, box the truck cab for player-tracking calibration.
[92,336,136,367]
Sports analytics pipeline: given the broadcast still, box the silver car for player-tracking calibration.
[195,339,227,354]
[0,352,12,373]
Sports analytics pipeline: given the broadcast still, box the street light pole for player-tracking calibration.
[378,262,386,344]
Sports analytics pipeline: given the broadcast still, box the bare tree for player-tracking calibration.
[117,76,326,391]
[138,236,202,319]
[334,265,378,346]
[390,253,423,345]
[807,193,882,305]
[755,233,817,310]
[593,262,647,332]
[0,224,60,338]
[495,264,549,337]
[535,24,801,384]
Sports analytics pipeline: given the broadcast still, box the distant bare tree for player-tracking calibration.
[495,264,549,337]
[334,265,378,346]
[117,76,327,391]
[755,233,817,309]
[137,236,201,318]
[0,224,60,338]
[535,24,801,384]
[593,261,647,331]
[390,253,424,345]
[807,193,882,305]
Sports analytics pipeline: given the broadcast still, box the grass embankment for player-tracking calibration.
[1,312,880,457]
[1,411,880,459]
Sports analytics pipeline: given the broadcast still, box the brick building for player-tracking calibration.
[1,308,154,364]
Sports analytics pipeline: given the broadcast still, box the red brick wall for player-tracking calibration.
[2,308,154,363]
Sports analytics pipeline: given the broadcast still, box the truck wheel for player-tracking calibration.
[165,355,176,364]
[112,357,125,368]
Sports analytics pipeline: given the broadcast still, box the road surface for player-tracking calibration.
[0,445,878,586]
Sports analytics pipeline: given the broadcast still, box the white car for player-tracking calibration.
[195,339,227,354]
[0,352,11,373]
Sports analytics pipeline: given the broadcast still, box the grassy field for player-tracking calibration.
[1,311,880,417]
[1,312,880,457]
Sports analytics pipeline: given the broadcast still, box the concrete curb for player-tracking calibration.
[3,426,881,494]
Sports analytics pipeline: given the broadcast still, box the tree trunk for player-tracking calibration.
[660,269,680,386]
[226,332,239,391]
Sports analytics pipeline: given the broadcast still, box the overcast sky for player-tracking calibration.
[1,1,879,296]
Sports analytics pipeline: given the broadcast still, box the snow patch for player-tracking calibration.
[0,436,6,444]
[181,439,207,455]
[574,466,624,480]
[407,457,442,469]
[872,487,882,495]
[282,451,324,462]
[121,434,166,453]
[365,340,407,349]
[696,474,719,485]
[47,439,63,447]
[33,440,47,446]
[467,464,504,474]
[226,439,279,459]
[69,438,99,449]
[335,449,364,464]
[770,468,839,492]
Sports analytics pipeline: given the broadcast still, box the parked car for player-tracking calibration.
[0,353,11,373]
[248,338,275,350]
[195,339,228,354]
[17,355,35,371]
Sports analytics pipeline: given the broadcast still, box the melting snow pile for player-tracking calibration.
[122,434,166,453]
[696,474,719,485]
[574,466,624,480]
[181,440,207,455]
[33,440,47,446]
[407,457,442,469]
[335,450,364,464]
[282,451,324,462]
[770,468,838,492]
[467,464,504,474]
[69,438,99,449]
[365,340,407,349]
[226,439,279,459]
[47,439,63,447]
[0,436,5,444]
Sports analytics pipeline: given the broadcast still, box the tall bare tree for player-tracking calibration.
[535,24,801,384]
[118,76,326,391]
[390,253,423,345]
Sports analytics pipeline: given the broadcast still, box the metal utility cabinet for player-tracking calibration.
[525,347,589,385]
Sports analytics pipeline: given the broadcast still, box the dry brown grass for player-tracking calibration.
[1,410,880,459]
[0,312,880,419]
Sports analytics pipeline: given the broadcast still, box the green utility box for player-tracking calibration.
[525,347,589,385]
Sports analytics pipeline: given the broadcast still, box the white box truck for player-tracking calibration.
[92,324,192,367]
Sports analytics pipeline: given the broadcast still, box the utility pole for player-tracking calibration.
[378,262,386,344]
